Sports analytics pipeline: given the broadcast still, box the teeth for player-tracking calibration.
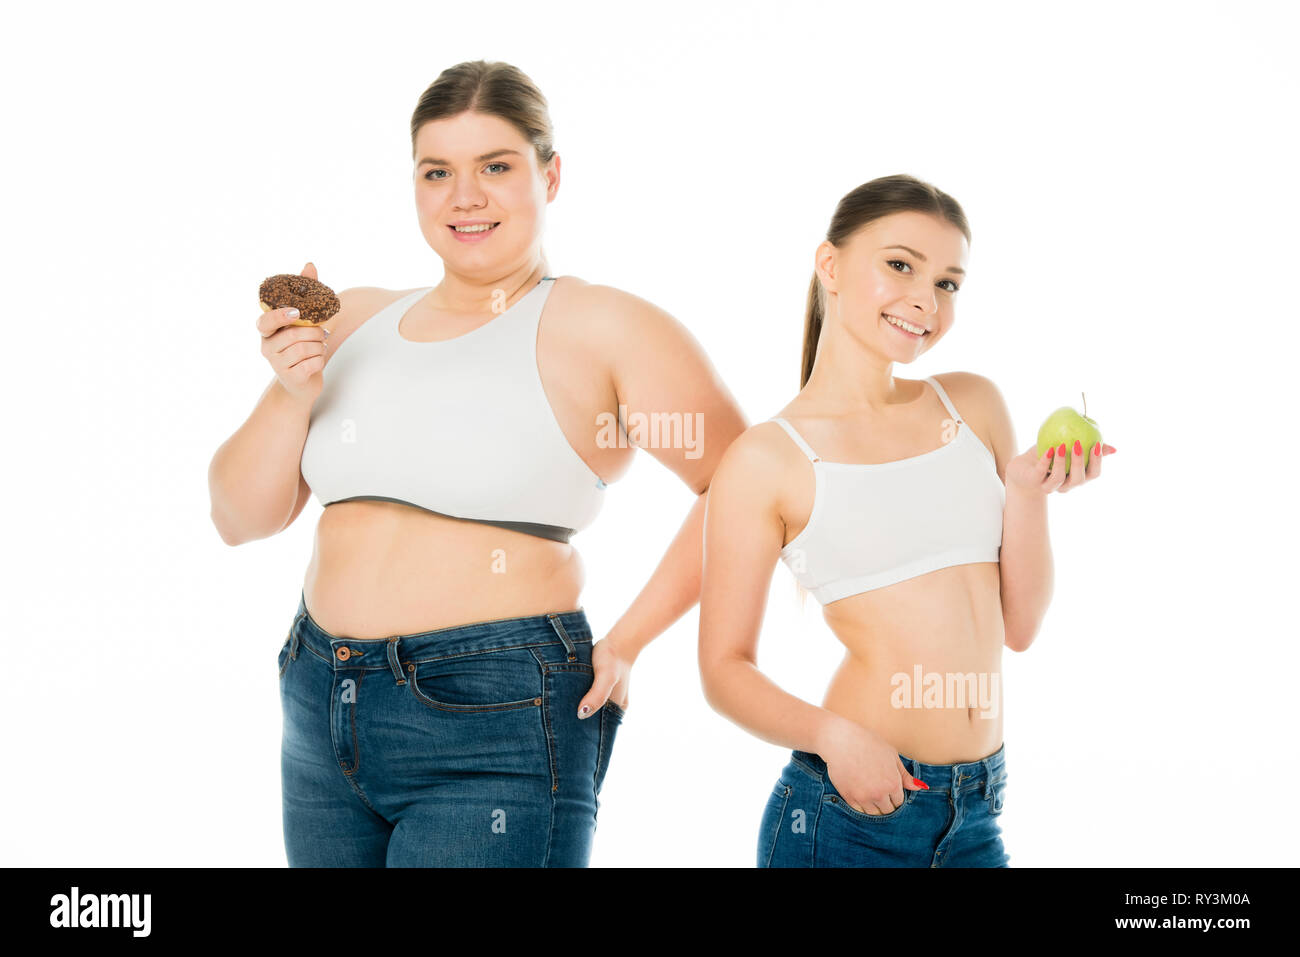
[884,313,927,336]
[453,223,497,232]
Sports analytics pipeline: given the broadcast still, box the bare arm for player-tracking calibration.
[697,429,847,755]
[592,285,749,663]
[573,284,748,717]
[208,281,360,546]
[961,372,1056,652]
[208,378,316,545]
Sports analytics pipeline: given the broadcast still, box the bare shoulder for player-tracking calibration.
[931,369,994,401]
[556,276,696,340]
[930,370,1015,475]
[708,417,807,513]
[327,285,391,327]
[931,370,1008,420]
[313,286,391,365]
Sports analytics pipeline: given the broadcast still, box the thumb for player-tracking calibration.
[576,669,617,721]
[302,261,317,280]
[898,758,929,790]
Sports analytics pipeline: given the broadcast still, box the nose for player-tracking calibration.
[905,284,938,317]
[450,175,487,212]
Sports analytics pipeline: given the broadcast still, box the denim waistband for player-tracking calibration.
[287,589,593,674]
[791,742,1005,793]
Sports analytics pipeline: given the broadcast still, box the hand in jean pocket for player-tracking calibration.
[577,632,634,719]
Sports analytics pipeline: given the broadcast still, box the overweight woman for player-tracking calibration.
[698,174,1116,867]
[208,59,746,867]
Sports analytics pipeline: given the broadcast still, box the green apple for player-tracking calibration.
[1037,399,1102,476]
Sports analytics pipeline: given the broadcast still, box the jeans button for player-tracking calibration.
[336,647,350,661]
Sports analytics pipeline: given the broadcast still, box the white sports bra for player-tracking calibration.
[770,376,1005,605]
[300,276,606,543]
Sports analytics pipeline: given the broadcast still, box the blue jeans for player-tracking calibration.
[277,591,624,867]
[758,744,1009,867]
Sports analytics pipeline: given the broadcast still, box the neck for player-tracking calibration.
[431,260,548,315]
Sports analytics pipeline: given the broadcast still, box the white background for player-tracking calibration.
[3,0,1296,867]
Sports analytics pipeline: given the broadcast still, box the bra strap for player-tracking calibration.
[769,417,821,463]
[924,376,964,424]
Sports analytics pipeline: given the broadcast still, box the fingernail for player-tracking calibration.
[287,308,299,318]
[1093,441,1101,456]
[1058,443,1068,457]
[1073,439,1082,456]
[323,327,331,337]
[578,705,590,718]
[1046,445,1055,458]
[913,777,929,790]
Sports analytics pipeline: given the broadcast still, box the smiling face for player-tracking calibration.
[412,110,558,275]
[816,210,969,361]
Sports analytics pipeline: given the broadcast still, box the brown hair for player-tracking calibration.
[801,174,971,388]
[409,60,555,166]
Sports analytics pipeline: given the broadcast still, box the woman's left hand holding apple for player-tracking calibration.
[1007,440,1117,495]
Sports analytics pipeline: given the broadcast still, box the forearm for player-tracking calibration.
[208,379,314,545]
[604,491,706,660]
[999,486,1054,650]
[701,655,848,756]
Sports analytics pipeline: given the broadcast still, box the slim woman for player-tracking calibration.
[209,60,746,867]
[698,174,1116,867]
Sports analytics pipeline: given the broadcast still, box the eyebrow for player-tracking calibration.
[882,244,966,277]
[417,149,522,168]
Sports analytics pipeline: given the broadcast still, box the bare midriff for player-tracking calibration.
[302,500,585,640]
[819,560,1005,765]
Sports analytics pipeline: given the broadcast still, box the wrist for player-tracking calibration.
[602,627,643,664]
[271,379,317,417]
[813,711,854,757]
[1006,481,1048,502]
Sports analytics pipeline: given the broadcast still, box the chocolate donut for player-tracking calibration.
[258,274,340,326]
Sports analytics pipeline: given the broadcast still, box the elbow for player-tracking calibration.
[212,512,246,547]
[697,654,731,715]
[698,651,749,717]
[698,660,722,712]
[1003,621,1039,653]
[208,463,243,546]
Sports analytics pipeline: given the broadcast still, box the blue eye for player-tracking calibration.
[887,259,960,292]
[423,163,510,180]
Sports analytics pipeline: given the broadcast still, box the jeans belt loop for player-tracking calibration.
[547,613,577,660]
[386,636,406,685]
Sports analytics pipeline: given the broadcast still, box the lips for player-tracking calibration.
[447,221,501,242]
[883,312,929,338]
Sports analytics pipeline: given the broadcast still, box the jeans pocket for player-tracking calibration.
[407,647,543,713]
[594,700,623,796]
[758,779,794,867]
[987,773,1007,815]
[279,612,305,679]
[823,771,912,823]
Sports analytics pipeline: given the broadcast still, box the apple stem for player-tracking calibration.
[1082,391,1087,418]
